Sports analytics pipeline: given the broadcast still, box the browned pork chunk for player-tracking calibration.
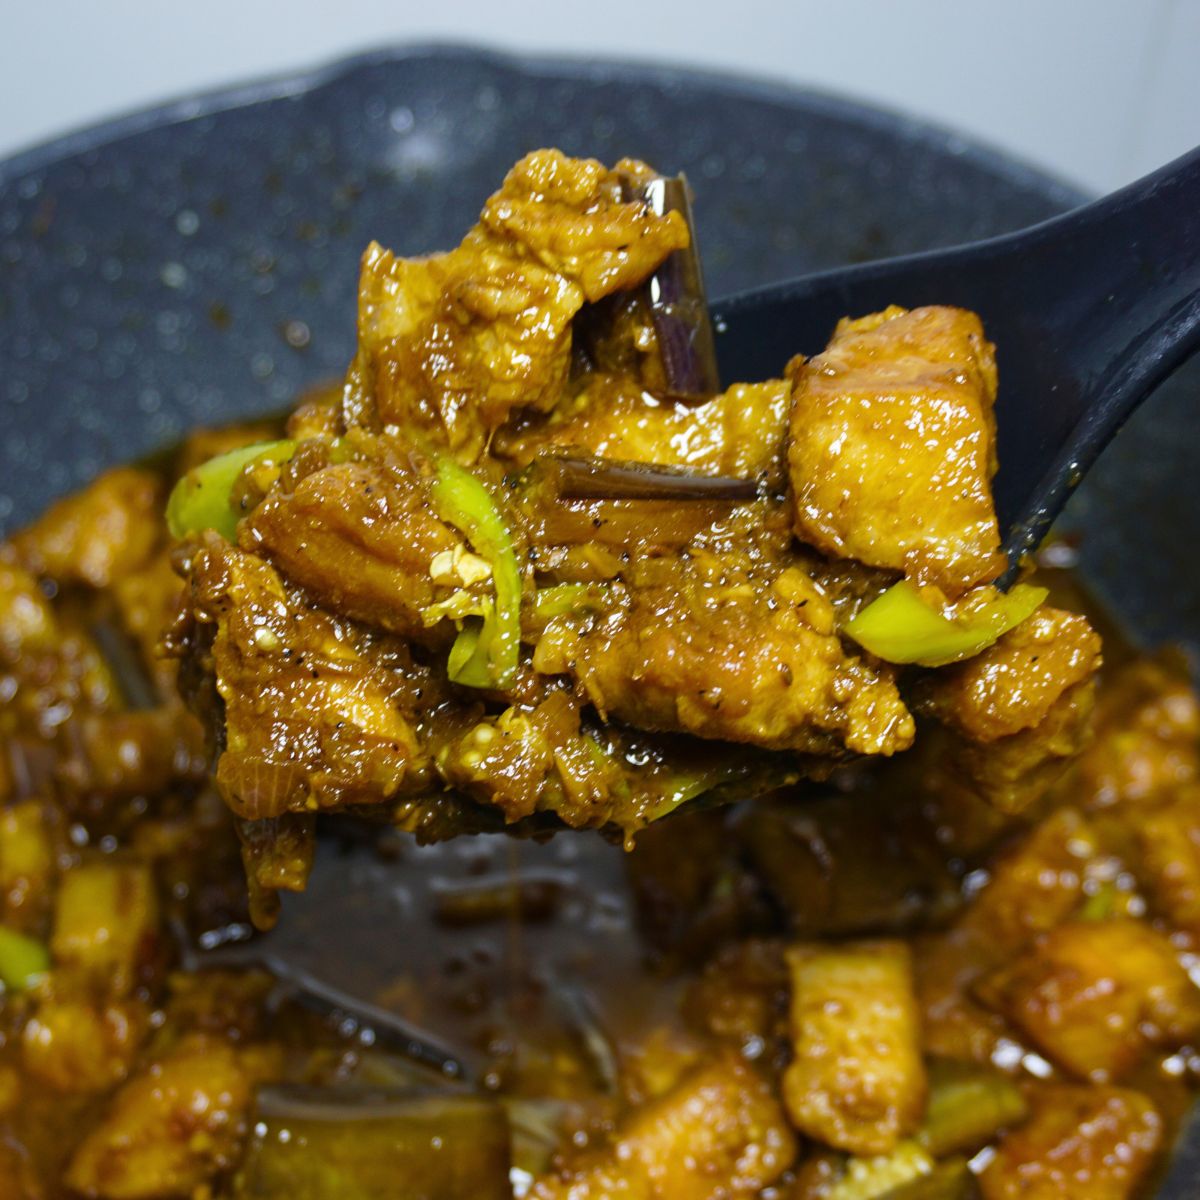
[1133,787,1200,939]
[917,606,1103,812]
[64,1036,278,1199]
[536,556,914,756]
[975,917,1200,1081]
[978,1084,1162,1200]
[342,149,689,457]
[497,376,793,484]
[531,1052,795,1199]
[13,466,162,589]
[788,305,1005,595]
[782,940,926,1155]
[244,452,468,642]
[172,536,431,823]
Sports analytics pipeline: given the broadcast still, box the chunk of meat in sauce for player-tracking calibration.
[914,807,1102,1065]
[975,916,1200,1081]
[244,451,465,643]
[21,991,148,1094]
[50,860,159,995]
[920,607,1101,743]
[978,1083,1162,1200]
[499,375,792,485]
[782,939,926,1155]
[342,150,687,457]
[13,467,162,590]
[788,305,1004,595]
[531,1051,795,1199]
[916,607,1102,814]
[171,536,430,822]
[536,557,914,756]
[1073,655,1200,811]
[63,1036,277,1200]
[1132,786,1200,940]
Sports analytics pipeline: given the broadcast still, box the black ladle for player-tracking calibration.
[712,144,1200,574]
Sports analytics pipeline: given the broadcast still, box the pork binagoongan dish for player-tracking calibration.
[2,150,1199,1198]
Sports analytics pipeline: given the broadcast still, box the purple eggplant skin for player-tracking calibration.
[541,450,759,502]
[624,173,722,402]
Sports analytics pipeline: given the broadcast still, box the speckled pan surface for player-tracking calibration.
[1,42,1199,1192]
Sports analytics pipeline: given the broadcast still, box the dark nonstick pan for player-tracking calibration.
[2,43,1197,1193]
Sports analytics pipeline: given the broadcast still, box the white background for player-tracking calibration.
[1,1,1198,194]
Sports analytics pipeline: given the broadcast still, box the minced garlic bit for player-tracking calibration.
[430,545,493,587]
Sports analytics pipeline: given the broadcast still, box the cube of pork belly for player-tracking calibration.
[920,608,1101,744]
[480,150,690,303]
[344,150,688,455]
[500,374,793,483]
[556,557,915,757]
[531,1051,795,1199]
[51,860,159,996]
[176,537,428,822]
[13,466,162,589]
[245,457,465,643]
[958,807,1099,953]
[21,991,147,1093]
[787,306,1004,595]
[976,917,1200,1081]
[782,940,926,1155]
[979,1084,1162,1200]
[1135,789,1200,938]
[1074,655,1200,811]
[916,606,1102,815]
[945,680,1096,815]
[64,1035,276,1200]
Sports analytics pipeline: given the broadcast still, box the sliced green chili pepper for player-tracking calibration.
[1078,881,1119,922]
[845,581,1048,667]
[880,1160,974,1200]
[0,926,50,991]
[827,1140,935,1199]
[166,439,296,541]
[531,583,610,624]
[431,459,521,690]
[918,1065,1028,1156]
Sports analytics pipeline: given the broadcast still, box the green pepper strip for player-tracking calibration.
[825,1140,934,1199]
[845,580,1048,668]
[166,439,297,541]
[1078,881,1118,921]
[531,583,610,624]
[917,1068,1028,1157]
[431,459,522,690]
[0,926,50,991]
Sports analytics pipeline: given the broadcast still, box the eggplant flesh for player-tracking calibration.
[234,1086,511,1200]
